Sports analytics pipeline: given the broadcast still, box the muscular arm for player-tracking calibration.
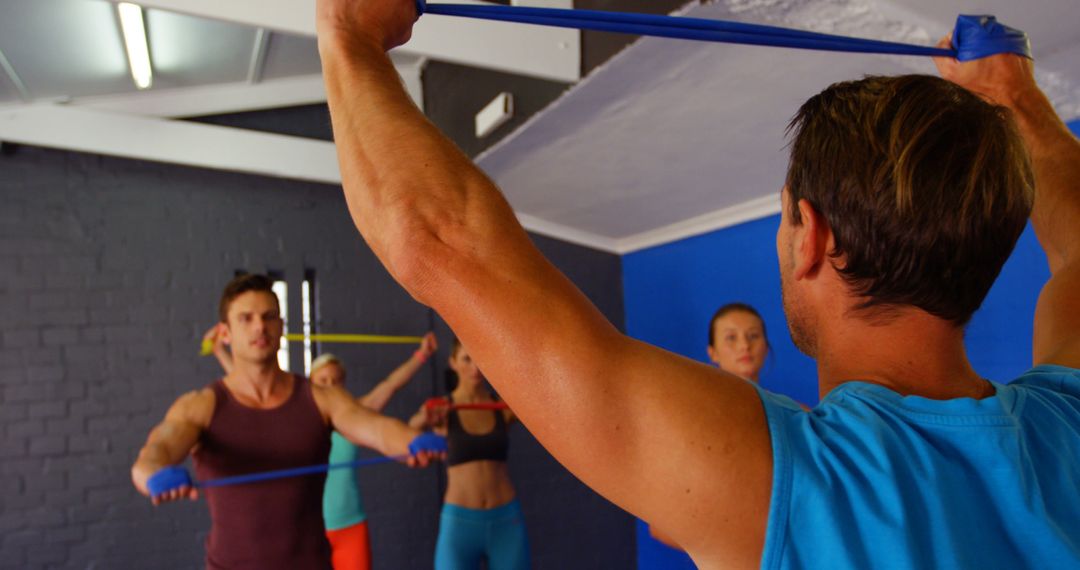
[936,50,1080,368]
[131,390,211,502]
[316,6,771,566]
[318,384,422,458]
[1013,95,1080,367]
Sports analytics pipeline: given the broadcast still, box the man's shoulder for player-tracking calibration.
[307,379,349,418]
[1011,364,1080,390]
[1007,364,1080,420]
[167,386,216,427]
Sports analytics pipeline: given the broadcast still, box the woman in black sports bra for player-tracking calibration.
[409,338,529,569]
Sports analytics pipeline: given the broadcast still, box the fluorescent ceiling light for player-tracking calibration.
[117,3,152,90]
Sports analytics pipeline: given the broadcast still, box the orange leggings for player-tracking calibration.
[326,521,371,570]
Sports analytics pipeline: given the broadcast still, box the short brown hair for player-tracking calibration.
[708,303,770,352]
[218,274,276,323]
[786,75,1033,325]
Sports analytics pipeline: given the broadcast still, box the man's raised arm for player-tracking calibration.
[936,47,1080,368]
[315,1,771,565]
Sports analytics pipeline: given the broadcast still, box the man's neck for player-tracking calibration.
[225,359,289,404]
[815,309,992,401]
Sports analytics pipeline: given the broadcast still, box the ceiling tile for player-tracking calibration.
[0,0,131,100]
[260,33,322,81]
[146,8,257,88]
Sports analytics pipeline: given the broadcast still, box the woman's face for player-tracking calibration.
[707,311,768,382]
[311,362,346,388]
[450,345,484,388]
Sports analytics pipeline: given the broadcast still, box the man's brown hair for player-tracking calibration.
[785,74,1034,325]
[218,274,276,323]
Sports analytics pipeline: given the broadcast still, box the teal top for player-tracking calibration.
[322,431,366,531]
[757,364,1080,569]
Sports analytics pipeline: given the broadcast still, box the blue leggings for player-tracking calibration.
[435,500,530,570]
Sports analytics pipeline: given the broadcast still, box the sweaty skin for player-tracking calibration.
[314,1,1080,565]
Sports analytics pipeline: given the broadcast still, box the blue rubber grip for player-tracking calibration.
[147,466,193,496]
[952,15,1032,61]
[409,432,448,455]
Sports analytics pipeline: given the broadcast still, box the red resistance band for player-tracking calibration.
[424,397,509,411]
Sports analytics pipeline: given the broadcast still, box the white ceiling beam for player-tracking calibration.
[0,104,341,185]
[46,63,424,118]
[109,0,580,82]
[55,75,328,118]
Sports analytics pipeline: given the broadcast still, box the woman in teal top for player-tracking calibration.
[309,334,437,570]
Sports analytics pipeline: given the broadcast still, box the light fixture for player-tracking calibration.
[117,2,152,90]
[475,92,514,139]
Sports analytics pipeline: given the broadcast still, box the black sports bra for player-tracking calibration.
[446,395,509,467]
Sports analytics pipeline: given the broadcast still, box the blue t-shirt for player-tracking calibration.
[757,364,1080,569]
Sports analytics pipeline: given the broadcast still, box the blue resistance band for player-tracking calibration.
[147,432,448,495]
[415,3,1031,62]
[147,455,406,495]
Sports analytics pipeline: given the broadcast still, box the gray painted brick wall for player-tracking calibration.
[0,143,631,569]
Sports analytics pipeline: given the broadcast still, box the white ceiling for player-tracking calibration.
[479,0,1080,252]
[0,0,327,103]
[1,0,1077,254]
[0,0,580,109]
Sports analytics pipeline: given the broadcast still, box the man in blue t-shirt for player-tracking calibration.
[315,2,1080,568]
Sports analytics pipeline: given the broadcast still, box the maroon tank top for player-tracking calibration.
[193,375,332,570]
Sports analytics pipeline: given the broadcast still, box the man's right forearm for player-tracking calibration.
[131,444,171,486]
[1005,87,1080,272]
[131,422,199,492]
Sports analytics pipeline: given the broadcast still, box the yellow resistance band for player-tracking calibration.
[200,333,424,356]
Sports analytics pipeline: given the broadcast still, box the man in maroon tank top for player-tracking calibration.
[130,274,440,569]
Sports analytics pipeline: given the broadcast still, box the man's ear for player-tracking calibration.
[219,322,232,346]
[706,345,719,365]
[792,198,831,281]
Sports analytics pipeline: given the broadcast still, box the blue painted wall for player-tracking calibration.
[626,119,1078,569]
[624,215,819,406]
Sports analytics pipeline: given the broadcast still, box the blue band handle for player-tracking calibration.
[147,466,193,496]
[414,2,1030,61]
[952,15,1031,61]
[409,432,448,455]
